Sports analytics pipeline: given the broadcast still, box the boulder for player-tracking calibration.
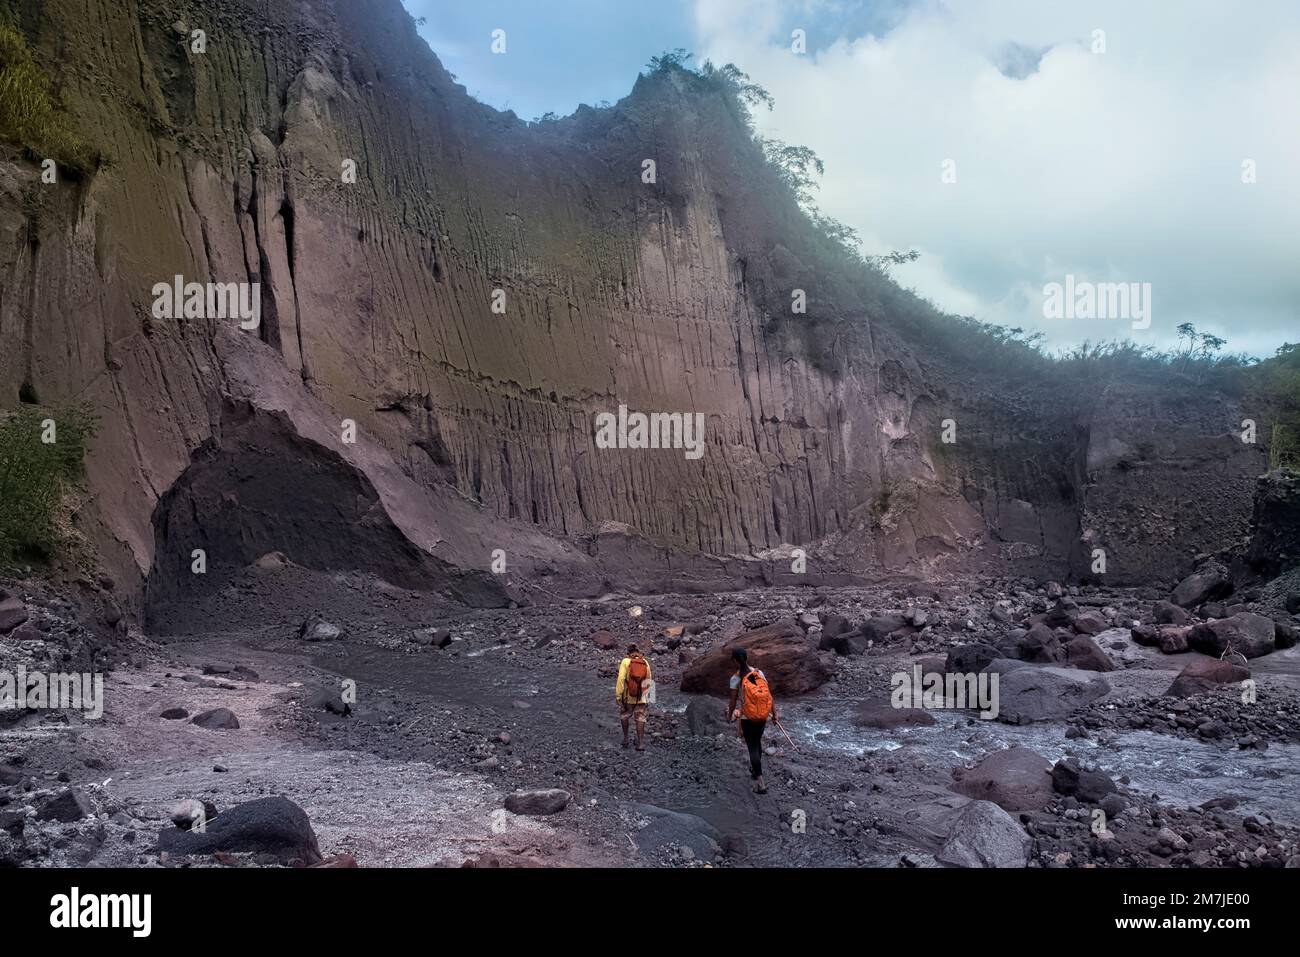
[1051,759,1118,803]
[936,800,1031,868]
[680,620,828,697]
[1066,635,1115,672]
[818,630,852,656]
[951,747,1053,812]
[1153,600,1191,625]
[1172,562,1230,608]
[1166,659,1250,697]
[1019,623,1065,663]
[993,631,1025,659]
[9,622,40,642]
[159,707,189,720]
[1187,613,1276,659]
[857,615,909,643]
[590,630,618,650]
[1042,600,1078,628]
[299,616,344,642]
[1072,610,1108,635]
[191,708,240,730]
[820,614,851,637]
[0,598,28,634]
[504,789,571,816]
[1130,624,1161,647]
[411,627,452,648]
[36,788,94,823]
[170,798,208,829]
[945,643,1001,674]
[997,666,1111,723]
[156,796,321,864]
[1275,619,1297,650]
[853,702,936,729]
[1158,626,1190,654]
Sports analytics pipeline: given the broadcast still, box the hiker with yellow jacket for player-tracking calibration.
[615,643,653,751]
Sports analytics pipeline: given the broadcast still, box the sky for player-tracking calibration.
[401,0,1300,358]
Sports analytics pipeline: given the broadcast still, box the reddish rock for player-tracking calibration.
[680,619,828,697]
[1158,626,1190,654]
[1072,611,1108,636]
[1187,613,1276,659]
[1130,624,1160,647]
[590,629,617,650]
[952,746,1054,812]
[1066,635,1115,672]
[1166,658,1250,697]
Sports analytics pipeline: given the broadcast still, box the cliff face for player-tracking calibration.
[0,0,1268,611]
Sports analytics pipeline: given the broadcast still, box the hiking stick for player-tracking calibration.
[772,714,797,752]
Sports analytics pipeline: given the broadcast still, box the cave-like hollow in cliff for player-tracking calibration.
[142,402,440,632]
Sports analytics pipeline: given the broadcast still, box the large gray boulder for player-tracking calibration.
[504,789,571,816]
[997,666,1111,723]
[936,800,1031,868]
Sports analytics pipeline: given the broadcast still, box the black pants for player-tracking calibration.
[740,719,766,779]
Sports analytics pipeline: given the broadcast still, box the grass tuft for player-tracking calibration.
[0,20,97,175]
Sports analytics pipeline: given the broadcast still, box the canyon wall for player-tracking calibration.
[0,0,1267,612]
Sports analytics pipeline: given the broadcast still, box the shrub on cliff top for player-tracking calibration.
[0,404,98,566]
[0,18,96,175]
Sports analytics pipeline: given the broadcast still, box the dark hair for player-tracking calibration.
[731,648,749,667]
[627,644,639,654]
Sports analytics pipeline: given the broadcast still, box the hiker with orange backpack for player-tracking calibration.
[728,648,776,793]
[616,643,653,751]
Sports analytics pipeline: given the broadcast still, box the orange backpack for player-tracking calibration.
[739,670,773,720]
[625,656,649,700]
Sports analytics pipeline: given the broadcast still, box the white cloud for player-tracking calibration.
[692,0,1300,356]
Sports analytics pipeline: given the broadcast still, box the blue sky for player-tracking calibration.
[401,0,697,120]
[400,1,1300,358]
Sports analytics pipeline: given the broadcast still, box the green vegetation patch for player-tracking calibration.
[0,14,97,175]
[0,403,99,566]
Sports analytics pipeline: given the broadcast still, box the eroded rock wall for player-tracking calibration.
[0,0,1267,606]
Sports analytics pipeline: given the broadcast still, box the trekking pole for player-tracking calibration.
[772,714,798,752]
